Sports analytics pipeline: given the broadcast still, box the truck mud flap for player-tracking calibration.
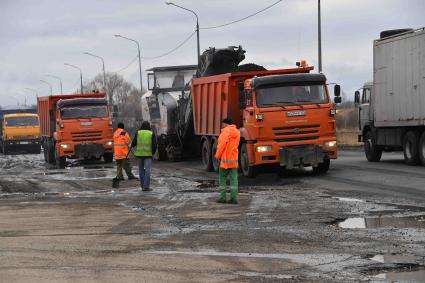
[279,146,325,169]
[75,144,104,159]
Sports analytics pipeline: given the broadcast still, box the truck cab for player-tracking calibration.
[0,113,41,154]
[239,73,340,176]
[354,81,373,137]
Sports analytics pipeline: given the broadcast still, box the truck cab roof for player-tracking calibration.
[250,73,327,88]
[4,113,38,118]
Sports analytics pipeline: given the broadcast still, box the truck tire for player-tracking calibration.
[419,131,425,166]
[403,131,420,165]
[103,152,113,163]
[157,143,167,161]
[211,138,220,173]
[201,138,213,172]
[312,159,330,175]
[240,143,257,178]
[3,144,8,155]
[47,140,55,164]
[364,130,382,162]
[55,150,66,169]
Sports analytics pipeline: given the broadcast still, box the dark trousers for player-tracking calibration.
[116,158,134,179]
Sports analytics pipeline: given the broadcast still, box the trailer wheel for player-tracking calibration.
[312,159,330,175]
[211,138,220,173]
[403,131,420,165]
[157,144,167,161]
[103,152,113,163]
[419,131,425,166]
[201,138,213,172]
[364,130,382,162]
[240,143,257,178]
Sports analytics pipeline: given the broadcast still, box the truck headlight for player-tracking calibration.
[255,114,264,121]
[106,141,113,146]
[257,145,272,152]
[324,141,337,148]
[60,144,70,149]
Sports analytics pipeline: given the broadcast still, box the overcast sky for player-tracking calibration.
[0,0,424,107]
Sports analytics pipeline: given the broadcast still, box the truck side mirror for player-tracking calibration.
[334,96,342,104]
[334,84,341,97]
[354,91,360,104]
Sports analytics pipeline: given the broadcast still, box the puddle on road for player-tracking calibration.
[338,215,425,229]
[370,254,419,264]
[373,268,425,281]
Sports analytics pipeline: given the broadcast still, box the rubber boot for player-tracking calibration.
[229,188,238,204]
[217,188,227,203]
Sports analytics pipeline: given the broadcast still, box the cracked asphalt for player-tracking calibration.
[0,150,424,282]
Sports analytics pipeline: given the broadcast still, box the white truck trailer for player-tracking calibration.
[355,27,425,165]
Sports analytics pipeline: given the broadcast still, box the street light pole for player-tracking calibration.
[39,80,53,95]
[64,63,83,94]
[318,0,322,73]
[83,52,107,95]
[46,74,63,94]
[166,2,200,72]
[114,35,143,94]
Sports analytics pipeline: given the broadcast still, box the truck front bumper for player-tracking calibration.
[279,145,324,169]
[57,140,113,158]
[6,139,40,146]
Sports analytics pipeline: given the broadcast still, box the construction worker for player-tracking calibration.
[113,122,137,181]
[132,121,157,191]
[214,117,240,204]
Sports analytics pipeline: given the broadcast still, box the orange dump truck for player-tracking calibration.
[37,93,114,168]
[192,65,341,177]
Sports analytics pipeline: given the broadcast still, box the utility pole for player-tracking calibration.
[318,0,322,73]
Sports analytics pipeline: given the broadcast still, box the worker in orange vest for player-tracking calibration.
[214,117,240,204]
[113,122,137,181]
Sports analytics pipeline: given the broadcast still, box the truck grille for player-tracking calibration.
[71,131,103,142]
[273,124,320,142]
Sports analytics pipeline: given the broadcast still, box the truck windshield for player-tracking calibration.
[256,83,328,107]
[60,106,108,119]
[5,116,39,126]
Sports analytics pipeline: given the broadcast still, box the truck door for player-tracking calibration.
[359,87,371,130]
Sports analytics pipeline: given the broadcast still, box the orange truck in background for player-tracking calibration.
[192,64,341,177]
[37,93,114,168]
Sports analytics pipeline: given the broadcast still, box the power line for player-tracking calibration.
[200,0,283,30]
[113,56,139,73]
[141,30,196,59]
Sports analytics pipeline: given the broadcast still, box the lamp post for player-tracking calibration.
[166,2,200,72]
[83,52,107,95]
[46,74,63,94]
[64,63,83,94]
[39,79,53,95]
[114,34,143,94]
[318,0,322,73]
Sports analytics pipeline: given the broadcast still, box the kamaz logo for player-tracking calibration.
[287,111,305,117]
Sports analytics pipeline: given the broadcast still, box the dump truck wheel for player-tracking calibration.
[419,131,425,166]
[240,143,257,178]
[201,138,213,172]
[211,138,220,173]
[55,150,66,169]
[157,144,167,161]
[3,144,8,155]
[312,159,330,175]
[47,141,56,164]
[103,152,113,163]
[403,131,420,165]
[364,130,382,162]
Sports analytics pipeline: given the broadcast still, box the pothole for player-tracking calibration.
[370,254,419,264]
[338,215,425,229]
[373,268,425,281]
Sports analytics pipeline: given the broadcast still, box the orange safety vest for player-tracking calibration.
[113,128,131,160]
[214,125,240,169]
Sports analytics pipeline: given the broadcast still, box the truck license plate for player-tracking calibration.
[80,122,93,126]
[287,110,305,117]
[20,141,29,144]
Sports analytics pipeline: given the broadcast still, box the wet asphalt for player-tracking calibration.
[0,150,424,282]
